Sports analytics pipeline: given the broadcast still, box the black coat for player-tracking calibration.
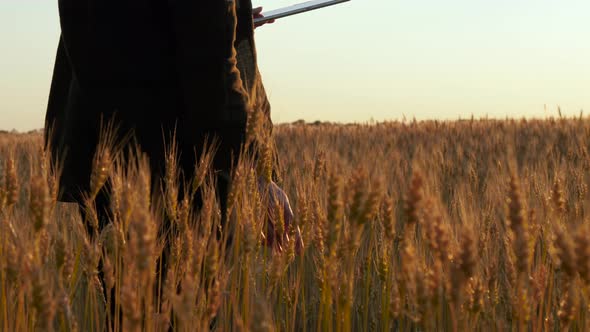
[45,0,270,202]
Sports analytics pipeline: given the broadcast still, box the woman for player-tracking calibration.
[45,0,291,238]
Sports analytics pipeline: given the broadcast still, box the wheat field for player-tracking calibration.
[1,118,590,331]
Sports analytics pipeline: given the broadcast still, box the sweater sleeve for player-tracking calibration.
[168,0,250,171]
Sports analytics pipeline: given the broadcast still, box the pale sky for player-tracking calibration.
[1,1,589,131]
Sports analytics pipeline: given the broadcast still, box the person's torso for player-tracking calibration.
[57,0,258,101]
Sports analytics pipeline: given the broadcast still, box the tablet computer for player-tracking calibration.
[254,0,350,24]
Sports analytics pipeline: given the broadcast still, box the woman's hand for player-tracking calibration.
[261,179,304,254]
[253,7,275,29]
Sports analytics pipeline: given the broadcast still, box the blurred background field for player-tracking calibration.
[1,118,590,331]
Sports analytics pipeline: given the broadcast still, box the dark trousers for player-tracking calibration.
[78,173,232,330]
[78,185,119,329]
